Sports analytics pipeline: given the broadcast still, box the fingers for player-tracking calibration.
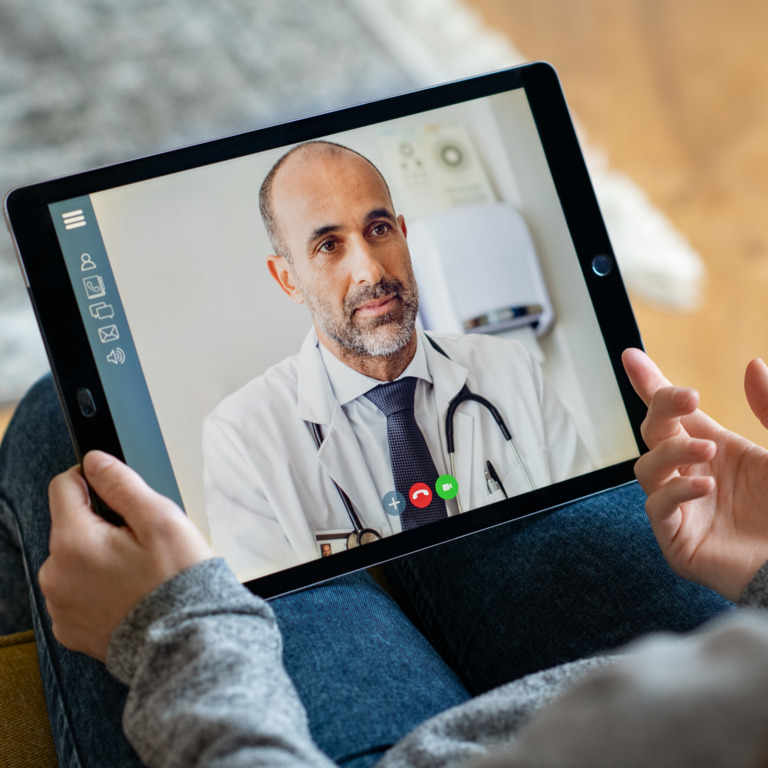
[82,451,182,538]
[745,358,768,430]
[635,435,715,492]
[644,475,715,525]
[640,386,700,447]
[48,465,91,528]
[622,348,672,407]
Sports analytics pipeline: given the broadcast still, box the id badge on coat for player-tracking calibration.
[315,529,352,557]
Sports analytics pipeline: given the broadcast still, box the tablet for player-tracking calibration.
[4,62,645,598]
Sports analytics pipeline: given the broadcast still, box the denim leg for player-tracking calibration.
[0,493,33,635]
[0,376,470,768]
[273,574,470,768]
[383,483,734,695]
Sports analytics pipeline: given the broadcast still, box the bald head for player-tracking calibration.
[258,140,393,263]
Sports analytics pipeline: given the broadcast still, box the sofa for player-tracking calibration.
[0,630,58,768]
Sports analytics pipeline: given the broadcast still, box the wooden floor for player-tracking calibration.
[0,408,12,441]
[467,0,768,447]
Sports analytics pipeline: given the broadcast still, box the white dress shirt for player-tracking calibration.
[318,332,459,535]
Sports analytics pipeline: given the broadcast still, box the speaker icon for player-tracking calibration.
[106,347,126,365]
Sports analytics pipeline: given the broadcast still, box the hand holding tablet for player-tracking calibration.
[41,451,212,661]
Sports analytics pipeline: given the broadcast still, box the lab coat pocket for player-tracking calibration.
[501,447,548,498]
[482,486,507,507]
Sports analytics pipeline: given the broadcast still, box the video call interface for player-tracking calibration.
[50,86,639,584]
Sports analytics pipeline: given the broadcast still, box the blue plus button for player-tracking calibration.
[382,490,406,516]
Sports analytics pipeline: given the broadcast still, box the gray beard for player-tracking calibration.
[303,275,419,358]
[329,311,416,357]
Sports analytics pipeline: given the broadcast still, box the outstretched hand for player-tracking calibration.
[623,349,768,601]
[39,451,213,662]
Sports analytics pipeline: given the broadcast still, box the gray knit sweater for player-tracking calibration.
[107,559,768,768]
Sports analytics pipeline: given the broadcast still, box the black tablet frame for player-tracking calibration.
[4,62,647,598]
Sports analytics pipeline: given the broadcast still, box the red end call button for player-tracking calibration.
[409,482,433,508]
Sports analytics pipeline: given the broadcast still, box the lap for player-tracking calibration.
[0,376,734,764]
[273,575,469,767]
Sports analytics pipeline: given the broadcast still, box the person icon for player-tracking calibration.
[80,253,97,271]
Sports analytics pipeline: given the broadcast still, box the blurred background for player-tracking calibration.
[2,0,767,448]
[469,0,768,447]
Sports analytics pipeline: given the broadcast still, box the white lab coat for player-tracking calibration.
[202,329,592,582]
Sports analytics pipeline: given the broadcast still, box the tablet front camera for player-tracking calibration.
[591,255,614,277]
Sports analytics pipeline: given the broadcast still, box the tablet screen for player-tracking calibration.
[11,65,643,595]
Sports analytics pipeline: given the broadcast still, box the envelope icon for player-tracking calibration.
[97,324,120,343]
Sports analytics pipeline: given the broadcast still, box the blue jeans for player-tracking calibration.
[0,376,732,768]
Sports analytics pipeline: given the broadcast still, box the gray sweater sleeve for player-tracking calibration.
[108,558,768,768]
[106,557,335,768]
[460,563,768,768]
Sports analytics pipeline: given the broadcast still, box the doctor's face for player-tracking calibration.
[267,148,419,359]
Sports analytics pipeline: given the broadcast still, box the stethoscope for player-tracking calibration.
[309,421,383,549]
[308,335,534,547]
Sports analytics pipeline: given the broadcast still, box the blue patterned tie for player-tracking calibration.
[365,377,447,531]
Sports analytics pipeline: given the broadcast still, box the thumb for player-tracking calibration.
[622,347,672,407]
[82,451,181,537]
[745,358,768,430]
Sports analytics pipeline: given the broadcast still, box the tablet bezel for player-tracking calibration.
[4,62,647,598]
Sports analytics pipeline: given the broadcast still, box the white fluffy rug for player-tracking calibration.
[0,0,703,401]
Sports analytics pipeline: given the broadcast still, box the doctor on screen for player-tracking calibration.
[202,140,592,581]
